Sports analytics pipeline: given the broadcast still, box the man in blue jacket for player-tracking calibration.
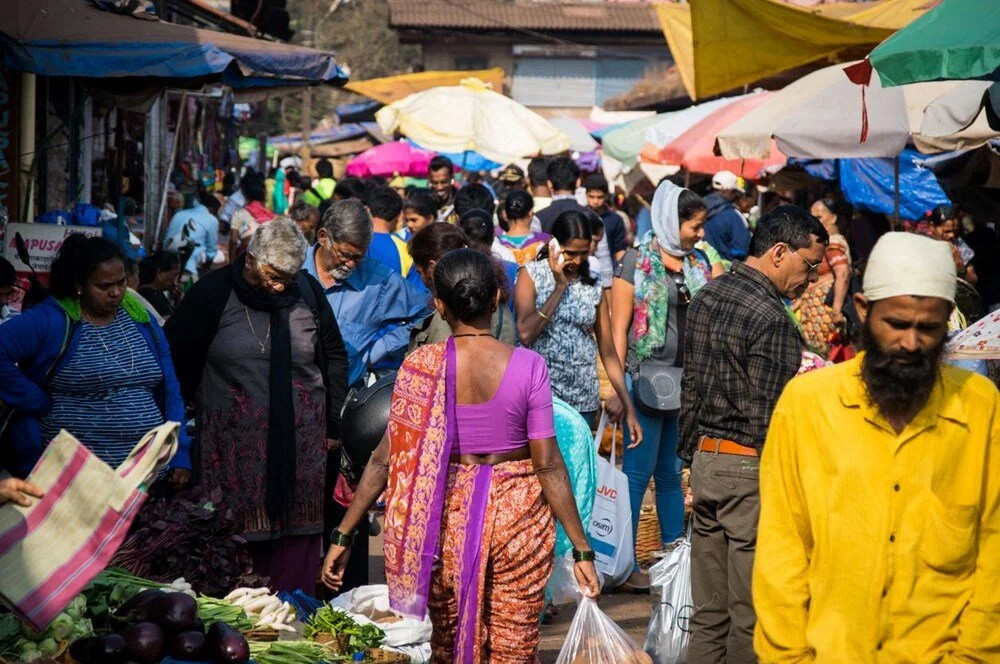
[703,170,753,263]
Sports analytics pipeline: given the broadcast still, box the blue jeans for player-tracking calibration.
[623,377,685,569]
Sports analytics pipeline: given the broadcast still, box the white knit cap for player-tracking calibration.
[711,170,739,191]
[863,232,956,303]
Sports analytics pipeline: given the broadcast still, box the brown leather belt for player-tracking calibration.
[699,436,758,457]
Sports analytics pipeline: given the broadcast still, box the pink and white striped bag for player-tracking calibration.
[0,422,178,630]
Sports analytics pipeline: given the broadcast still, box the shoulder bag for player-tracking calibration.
[634,270,690,418]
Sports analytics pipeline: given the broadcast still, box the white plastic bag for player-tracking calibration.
[329,584,433,647]
[587,412,634,588]
[644,538,693,663]
[555,597,652,664]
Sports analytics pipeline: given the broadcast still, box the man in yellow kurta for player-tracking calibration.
[754,232,1000,663]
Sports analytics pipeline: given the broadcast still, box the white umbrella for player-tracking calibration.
[548,117,599,153]
[644,93,754,149]
[716,61,1000,160]
[375,78,570,165]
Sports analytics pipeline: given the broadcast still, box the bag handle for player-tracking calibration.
[115,422,180,491]
[593,409,620,461]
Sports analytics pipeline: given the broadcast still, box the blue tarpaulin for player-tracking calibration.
[406,139,502,172]
[789,150,951,220]
[839,148,951,220]
[1,0,347,88]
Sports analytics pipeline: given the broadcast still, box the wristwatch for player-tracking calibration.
[572,548,596,562]
[330,529,355,547]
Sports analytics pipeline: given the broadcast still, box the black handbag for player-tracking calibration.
[634,270,690,418]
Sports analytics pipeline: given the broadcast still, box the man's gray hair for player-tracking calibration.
[321,198,373,250]
[247,216,308,274]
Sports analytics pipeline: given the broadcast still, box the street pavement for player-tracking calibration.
[364,521,653,661]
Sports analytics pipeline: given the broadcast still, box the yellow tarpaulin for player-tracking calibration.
[344,68,506,104]
[654,0,928,100]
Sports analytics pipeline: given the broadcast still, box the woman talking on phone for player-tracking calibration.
[514,210,642,443]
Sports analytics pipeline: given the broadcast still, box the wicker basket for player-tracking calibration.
[366,648,411,663]
[635,505,661,568]
[241,626,280,642]
[314,631,351,654]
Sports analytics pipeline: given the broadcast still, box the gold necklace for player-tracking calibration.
[244,306,270,354]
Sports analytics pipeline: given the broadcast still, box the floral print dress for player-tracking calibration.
[525,260,604,414]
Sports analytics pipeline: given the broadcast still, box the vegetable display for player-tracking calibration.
[0,596,93,662]
[69,589,251,664]
[304,607,385,653]
[249,640,348,664]
[109,487,265,597]
[223,588,296,632]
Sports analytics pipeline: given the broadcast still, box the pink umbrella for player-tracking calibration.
[345,140,435,178]
[652,93,787,179]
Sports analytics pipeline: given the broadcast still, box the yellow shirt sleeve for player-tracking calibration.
[753,389,816,663]
[953,393,1000,659]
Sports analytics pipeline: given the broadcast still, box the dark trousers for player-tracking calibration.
[322,448,370,597]
[687,449,760,664]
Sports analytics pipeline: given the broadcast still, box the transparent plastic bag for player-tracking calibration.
[555,597,652,664]
[548,553,606,607]
[644,537,692,664]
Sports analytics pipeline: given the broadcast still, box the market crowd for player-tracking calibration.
[0,150,998,663]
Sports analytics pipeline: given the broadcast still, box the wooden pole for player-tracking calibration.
[154,92,186,247]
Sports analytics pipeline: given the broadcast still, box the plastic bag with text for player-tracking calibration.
[644,537,692,663]
[555,597,653,664]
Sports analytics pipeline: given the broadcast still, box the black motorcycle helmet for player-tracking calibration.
[340,372,396,479]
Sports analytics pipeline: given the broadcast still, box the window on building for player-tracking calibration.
[454,55,489,71]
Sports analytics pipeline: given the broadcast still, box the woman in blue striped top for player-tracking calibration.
[0,235,191,486]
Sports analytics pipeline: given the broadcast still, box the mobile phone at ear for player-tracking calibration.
[549,238,565,266]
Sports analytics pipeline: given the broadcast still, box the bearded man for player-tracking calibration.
[753,232,1000,662]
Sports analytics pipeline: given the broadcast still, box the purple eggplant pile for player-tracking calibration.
[69,589,250,664]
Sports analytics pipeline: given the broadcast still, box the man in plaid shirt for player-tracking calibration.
[680,206,828,663]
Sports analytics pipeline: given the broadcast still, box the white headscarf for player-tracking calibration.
[863,232,956,303]
[650,179,692,257]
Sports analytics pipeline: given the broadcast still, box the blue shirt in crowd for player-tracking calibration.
[702,192,751,262]
[303,245,430,387]
[164,203,219,273]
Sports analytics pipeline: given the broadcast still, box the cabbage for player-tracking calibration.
[48,613,75,640]
[37,637,58,656]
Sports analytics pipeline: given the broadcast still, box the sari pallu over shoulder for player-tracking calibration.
[385,339,552,662]
[384,340,452,619]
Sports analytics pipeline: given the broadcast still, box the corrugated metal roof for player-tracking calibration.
[388,0,662,33]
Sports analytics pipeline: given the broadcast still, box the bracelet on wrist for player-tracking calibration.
[537,309,551,322]
[330,529,355,547]
[572,548,595,562]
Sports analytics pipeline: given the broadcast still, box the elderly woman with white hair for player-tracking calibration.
[166,216,348,592]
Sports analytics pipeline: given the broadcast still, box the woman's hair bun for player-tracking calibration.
[433,248,499,324]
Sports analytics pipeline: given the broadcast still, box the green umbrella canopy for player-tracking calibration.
[870,0,1000,87]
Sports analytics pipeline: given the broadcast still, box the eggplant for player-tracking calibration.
[204,622,250,664]
[113,588,165,623]
[170,630,206,661]
[148,591,198,632]
[121,621,166,664]
[190,617,205,633]
[68,636,102,664]
[100,633,129,664]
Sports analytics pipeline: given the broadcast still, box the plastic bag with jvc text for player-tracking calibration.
[555,597,653,664]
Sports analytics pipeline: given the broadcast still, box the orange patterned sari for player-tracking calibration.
[384,340,555,662]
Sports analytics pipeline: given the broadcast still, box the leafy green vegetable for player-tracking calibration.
[304,607,385,652]
[249,640,349,663]
[196,596,255,630]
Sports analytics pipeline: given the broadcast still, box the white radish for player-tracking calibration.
[273,623,296,633]
[224,588,252,602]
[245,595,280,614]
